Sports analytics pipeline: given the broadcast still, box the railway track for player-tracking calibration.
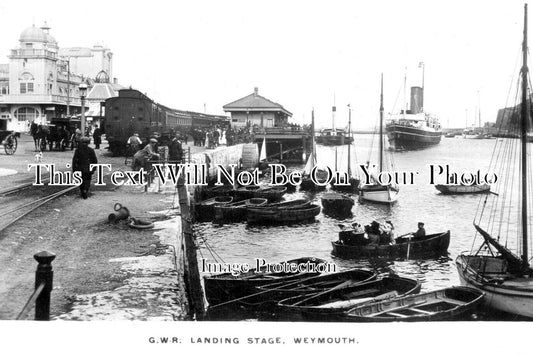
[0,184,78,234]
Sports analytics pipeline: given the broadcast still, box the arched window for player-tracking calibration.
[14,107,38,121]
[19,71,35,94]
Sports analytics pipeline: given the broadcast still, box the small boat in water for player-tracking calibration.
[276,275,421,321]
[435,183,490,194]
[204,257,327,306]
[204,185,234,199]
[234,185,287,202]
[359,75,400,204]
[321,192,354,217]
[301,109,328,191]
[214,198,268,222]
[332,228,450,259]
[342,286,484,322]
[195,196,234,221]
[247,203,321,224]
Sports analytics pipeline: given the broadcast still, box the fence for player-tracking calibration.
[16,251,55,321]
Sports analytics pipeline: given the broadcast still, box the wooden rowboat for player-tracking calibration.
[214,198,268,222]
[204,257,327,306]
[194,196,233,221]
[276,275,421,321]
[321,192,354,217]
[342,286,484,322]
[435,184,490,194]
[234,185,287,202]
[331,230,450,259]
[247,204,321,224]
[255,268,377,305]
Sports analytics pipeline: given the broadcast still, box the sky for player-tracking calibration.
[0,0,529,130]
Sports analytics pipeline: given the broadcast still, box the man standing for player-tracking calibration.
[168,133,183,163]
[93,125,102,149]
[72,137,98,199]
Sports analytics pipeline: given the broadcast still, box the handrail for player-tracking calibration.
[15,251,56,321]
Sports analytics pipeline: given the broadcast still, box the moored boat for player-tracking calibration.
[301,109,328,191]
[214,198,268,222]
[315,128,353,146]
[342,286,484,322]
[256,268,376,305]
[435,183,490,194]
[456,5,533,319]
[386,65,442,150]
[194,196,234,221]
[204,257,328,306]
[359,74,400,204]
[276,275,421,321]
[247,203,321,224]
[321,192,354,217]
[234,185,287,202]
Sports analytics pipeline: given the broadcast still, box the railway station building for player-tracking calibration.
[0,23,119,132]
[223,87,292,128]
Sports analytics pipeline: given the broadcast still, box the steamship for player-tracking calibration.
[386,86,442,150]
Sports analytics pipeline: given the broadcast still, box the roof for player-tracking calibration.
[87,82,123,101]
[223,89,292,116]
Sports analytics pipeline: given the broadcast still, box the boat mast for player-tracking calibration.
[521,3,529,267]
[380,74,384,173]
[312,108,316,166]
[332,93,336,130]
[348,104,352,176]
[403,68,407,120]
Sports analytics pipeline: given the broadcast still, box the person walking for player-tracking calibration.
[72,137,98,199]
[92,125,102,149]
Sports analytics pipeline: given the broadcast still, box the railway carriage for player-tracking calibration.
[105,89,229,155]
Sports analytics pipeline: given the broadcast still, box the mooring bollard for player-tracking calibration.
[34,251,55,321]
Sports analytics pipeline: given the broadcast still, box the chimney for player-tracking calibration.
[254,87,258,96]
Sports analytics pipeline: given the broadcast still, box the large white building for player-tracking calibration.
[0,23,118,132]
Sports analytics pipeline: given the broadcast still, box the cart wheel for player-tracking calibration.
[4,135,17,155]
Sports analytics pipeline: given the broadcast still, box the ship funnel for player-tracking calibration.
[410,86,424,114]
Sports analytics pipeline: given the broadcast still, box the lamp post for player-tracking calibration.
[79,82,88,136]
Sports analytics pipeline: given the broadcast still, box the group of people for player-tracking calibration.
[127,131,184,171]
[341,221,426,246]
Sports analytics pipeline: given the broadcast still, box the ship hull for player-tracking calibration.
[386,124,442,150]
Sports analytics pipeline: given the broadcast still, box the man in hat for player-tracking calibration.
[168,133,183,163]
[413,222,426,239]
[72,136,98,199]
[132,138,160,171]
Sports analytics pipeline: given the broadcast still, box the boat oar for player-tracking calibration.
[207,273,329,310]
[292,279,356,307]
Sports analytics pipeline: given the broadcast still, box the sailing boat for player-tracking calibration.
[456,4,533,318]
[301,109,328,191]
[258,137,269,170]
[331,105,360,193]
[359,74,399,204]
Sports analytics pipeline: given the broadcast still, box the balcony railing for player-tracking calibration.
[10,49,57,59]
[0,94,81,105]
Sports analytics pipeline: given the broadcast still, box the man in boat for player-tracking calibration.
[413,222,426,239]
[379,221,396,245]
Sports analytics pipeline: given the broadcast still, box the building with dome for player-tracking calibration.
[0,23,118,132]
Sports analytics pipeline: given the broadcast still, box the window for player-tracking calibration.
[14,107,38,121]
[20,83,34,94]
[0,84,8,95]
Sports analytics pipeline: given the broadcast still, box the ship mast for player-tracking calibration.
[332,93,336,130]
[380,74,384,173]
[348,104,352,176]
[521,3,529,268]
[312,108,316,166]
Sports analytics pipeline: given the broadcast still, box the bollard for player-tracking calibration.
[34,251,55,321]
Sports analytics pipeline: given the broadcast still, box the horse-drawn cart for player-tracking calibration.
[0,131,19,155]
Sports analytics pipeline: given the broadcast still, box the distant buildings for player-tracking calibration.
[0,23,122,132]
[223,87,292,128]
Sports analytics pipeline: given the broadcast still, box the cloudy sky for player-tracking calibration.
[0,0,528,129]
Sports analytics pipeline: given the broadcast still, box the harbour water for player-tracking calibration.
[195,134,505,319]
